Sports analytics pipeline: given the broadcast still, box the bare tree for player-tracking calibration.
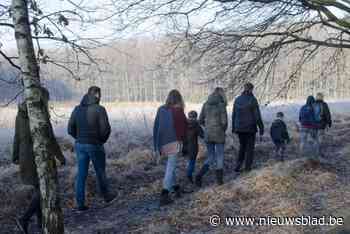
[101,0,350,101]
[11,0,64,232]
[0,0,117,233]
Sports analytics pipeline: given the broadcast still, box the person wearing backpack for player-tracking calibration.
[314,92,332,155]
[299,96,320,158]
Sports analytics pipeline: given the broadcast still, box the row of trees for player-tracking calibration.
[39,37,350,104]
[2,35,349,105]
[2,0,350,233]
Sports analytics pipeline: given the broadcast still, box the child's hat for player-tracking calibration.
[188,110,198,119]
[276,112,284,118]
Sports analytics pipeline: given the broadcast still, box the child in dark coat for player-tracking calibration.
[270,112,290,161]
[183,111,204,183]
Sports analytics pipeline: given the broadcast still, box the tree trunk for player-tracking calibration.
[12,0,64,233]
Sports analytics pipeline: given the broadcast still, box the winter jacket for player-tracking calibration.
[153,105,187,153]
[299,96,318,129]
[314,100,332,129]
[12,103,65,187]
[68,94,111,145]
[232,91,264,134]
[199,92,228,144]
[12,103,38,187]
[270,119,290,145]
[183,119,204,159]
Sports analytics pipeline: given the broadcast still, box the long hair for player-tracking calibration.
[165,89,185,109]
[214,87,227,105]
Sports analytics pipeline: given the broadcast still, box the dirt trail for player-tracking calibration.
[4,117,350,234]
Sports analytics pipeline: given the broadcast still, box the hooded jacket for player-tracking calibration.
[232,91,264,134]
[199,92,228,143]
[68,94,111,145]
[299,96,318,129]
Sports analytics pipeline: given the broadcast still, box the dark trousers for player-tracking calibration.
[22,187,42,226]
[75,143,109,207]
[236,133,256,171]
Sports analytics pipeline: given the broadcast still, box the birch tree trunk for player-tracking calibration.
[12,0,64,233]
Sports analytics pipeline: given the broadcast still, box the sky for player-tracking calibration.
[0,0,348,53]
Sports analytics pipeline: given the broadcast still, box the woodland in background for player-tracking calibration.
[1,34,350,105]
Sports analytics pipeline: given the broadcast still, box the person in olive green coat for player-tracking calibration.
[13,100,65,234]
[195,87,228,187]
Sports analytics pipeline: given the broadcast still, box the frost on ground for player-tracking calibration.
[1,101,350,233]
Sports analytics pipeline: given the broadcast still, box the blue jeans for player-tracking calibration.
[75,143,109,207]
[187,159,196,177]
[205,143,224,170]
[163,153,177,191]
[300,128,320,159]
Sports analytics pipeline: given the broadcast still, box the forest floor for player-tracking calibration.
[1,103,350,233]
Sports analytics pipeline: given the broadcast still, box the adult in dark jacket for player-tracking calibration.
[153,89,187,206]
[68,86,114,211]
[314,92,332,155]
[195,87,228,187]
[183,110,204,183]
[232,82,264,173]
[13,101,65,234]
[299,95,320,158]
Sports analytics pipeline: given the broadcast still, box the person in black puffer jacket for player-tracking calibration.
[270,112,290,161]
[68,86,115,211]
[232,82,264,173]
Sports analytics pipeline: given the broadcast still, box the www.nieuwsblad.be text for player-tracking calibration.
[209,215,344,227]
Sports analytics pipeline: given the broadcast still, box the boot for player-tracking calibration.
[173,185,182,198]
[159,189,173,206]
[195,164,209,187]
[104,192,117,204]
[234,162,242,173]
[215,169,224,185]
[15,217,28,234]
[187,175,194,184]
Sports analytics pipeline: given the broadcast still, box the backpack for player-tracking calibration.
[313,102,323,123]
[299,105,315,126]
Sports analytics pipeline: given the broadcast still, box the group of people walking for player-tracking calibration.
[153,83,332,206]
[12,83,332,233]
